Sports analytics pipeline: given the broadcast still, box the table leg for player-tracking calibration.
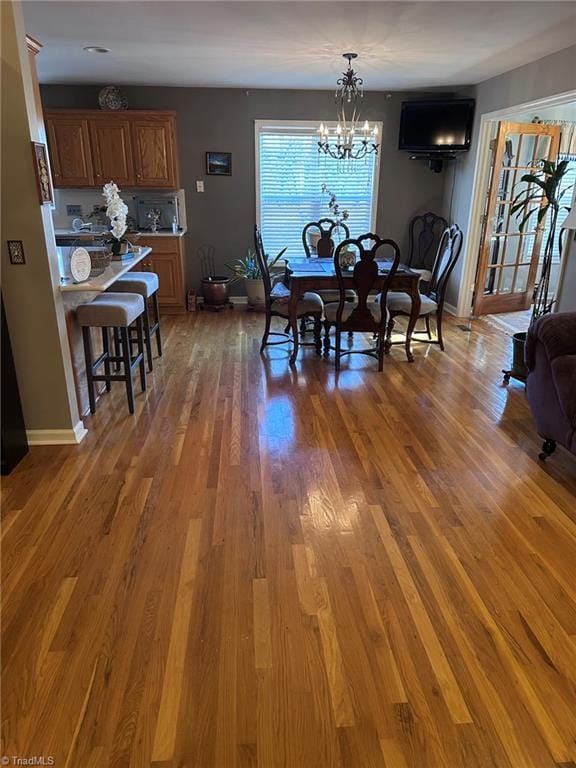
[288,286,300,365]
[404,281,421,363]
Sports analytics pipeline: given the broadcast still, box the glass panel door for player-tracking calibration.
[472,121,561,315]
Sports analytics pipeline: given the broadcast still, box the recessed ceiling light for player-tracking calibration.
[83,46,110,54]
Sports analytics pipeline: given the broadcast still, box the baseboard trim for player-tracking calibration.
[26,420,87,446]
[444,302,459,317]
[230,296,248,305]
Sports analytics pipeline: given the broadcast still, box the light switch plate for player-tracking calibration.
[196,181,205,193]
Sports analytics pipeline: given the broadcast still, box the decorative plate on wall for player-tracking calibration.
[98,85,128,111]
[70,247,92,283]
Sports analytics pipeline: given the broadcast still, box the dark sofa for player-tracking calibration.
[525,312,576,460]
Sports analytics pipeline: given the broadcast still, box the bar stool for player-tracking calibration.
[108,273,162,372]
[77,293,146,415]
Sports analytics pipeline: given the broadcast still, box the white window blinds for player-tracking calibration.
[256,122,379,258]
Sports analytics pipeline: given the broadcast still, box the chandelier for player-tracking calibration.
[318,53,379,161]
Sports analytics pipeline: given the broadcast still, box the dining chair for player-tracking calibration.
[386,224,463,353]
[407,211,448,284]
[302,218,356,305]
[254,225,324,355]
[323,234,401,371]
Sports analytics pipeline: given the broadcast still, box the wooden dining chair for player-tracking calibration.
[254,225,323,355]
[407,211,448,284]
[386,224,463,353]
[323,234,401,371]
[302,218,350,258]
[302,219,356,305]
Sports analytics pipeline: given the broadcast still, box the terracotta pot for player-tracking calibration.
[201,276,231,306]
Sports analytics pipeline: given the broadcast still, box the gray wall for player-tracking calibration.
[2,0,80,433]
[443,44,576,311]
[41,84,450,294]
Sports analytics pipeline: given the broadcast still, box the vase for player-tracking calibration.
[110,238,132,260]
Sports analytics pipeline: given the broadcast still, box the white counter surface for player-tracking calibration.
[59,247,151,292]
[54,228,187,239]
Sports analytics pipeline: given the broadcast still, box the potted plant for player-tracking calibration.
[504,159,573,382]
[102,181,132,259]
[227,246,287,308]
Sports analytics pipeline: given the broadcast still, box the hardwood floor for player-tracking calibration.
[2,311,576,768]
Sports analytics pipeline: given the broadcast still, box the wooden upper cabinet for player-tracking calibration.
[132,116,178,188]
[89,117,135,187]
[46,114,94,187]
[44,110,178,189]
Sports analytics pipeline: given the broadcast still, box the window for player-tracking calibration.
[256,121,380,257]
[532,154,576,269]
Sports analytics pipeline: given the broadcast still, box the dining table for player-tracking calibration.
[283,257,422,365]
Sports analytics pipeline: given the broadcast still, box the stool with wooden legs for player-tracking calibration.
[108,272,162,372]
[76,293,146,415]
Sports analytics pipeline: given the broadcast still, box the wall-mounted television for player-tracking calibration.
[399,99,475,154]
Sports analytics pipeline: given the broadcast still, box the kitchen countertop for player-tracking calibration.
[54,228,187,239]
[59,247,150,292]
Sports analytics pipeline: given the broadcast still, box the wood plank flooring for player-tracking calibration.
[2,311,576,767]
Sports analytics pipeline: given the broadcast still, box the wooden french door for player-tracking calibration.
[472,121,561,315]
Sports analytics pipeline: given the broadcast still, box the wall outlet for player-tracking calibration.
[196,181,204,193]
[66,204,82,216]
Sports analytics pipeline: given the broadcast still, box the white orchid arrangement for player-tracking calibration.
[102,181,128,242]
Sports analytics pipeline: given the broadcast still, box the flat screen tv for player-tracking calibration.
[399,99,475,153]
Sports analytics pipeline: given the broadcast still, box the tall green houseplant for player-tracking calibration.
[511,158,573,322]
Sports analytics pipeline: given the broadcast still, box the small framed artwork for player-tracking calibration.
[31,141,54,204]
[206,151,232,176]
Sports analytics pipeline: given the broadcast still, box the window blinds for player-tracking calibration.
[257,125,378,258]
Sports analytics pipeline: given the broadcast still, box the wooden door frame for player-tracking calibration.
[471,120,561,316]
[454,89,576,318]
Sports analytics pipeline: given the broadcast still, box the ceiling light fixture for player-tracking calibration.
[318,53,379,162]
[83,46,110,54]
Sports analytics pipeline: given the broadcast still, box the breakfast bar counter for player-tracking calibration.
[60,247,153,419]
[59,247,151,292]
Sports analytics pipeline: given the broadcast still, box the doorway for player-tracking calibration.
[457,93,576,330]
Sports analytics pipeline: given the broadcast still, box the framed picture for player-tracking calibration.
[206,151,232,176]
[31,142,53,204]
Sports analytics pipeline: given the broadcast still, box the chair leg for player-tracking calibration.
[335,330,342,371]
[260,311,272,352]
[82,326,97,414]
[436,310,445,351]
[299,317,307,339]
[142,300,154,372]
[313,316,322,355]
[152,292,162,357]
[323,320,331,356]
[102,327,111,392]
[377,331,385,372]
[120,326,135,414]
[136,316,147,393]
[385,315,395,353]
[425,314,432,340]
[113,327,122,371]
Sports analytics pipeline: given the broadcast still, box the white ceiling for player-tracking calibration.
[23,1,576,91]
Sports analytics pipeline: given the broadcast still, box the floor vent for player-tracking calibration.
[457,324,472,332]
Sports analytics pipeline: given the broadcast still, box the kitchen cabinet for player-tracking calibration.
[89,117,135,187]
[132,236,186,313]
[44,110,179,189]
[132,117,178,188]
[46,114,94,187]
